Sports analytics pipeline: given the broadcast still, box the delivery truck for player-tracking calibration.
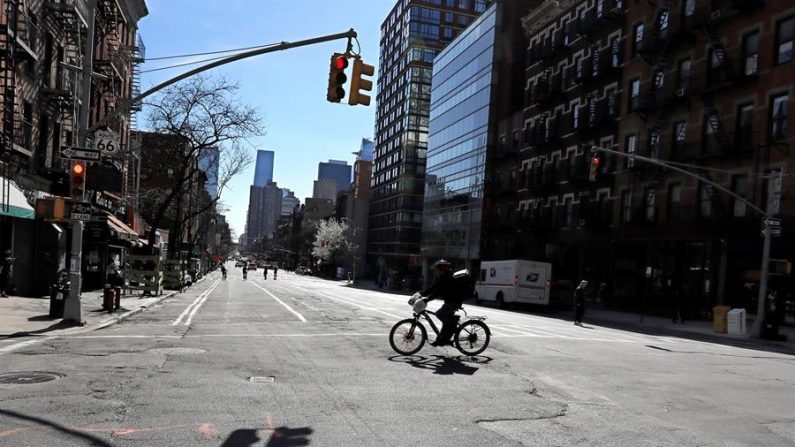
[475,260,552,307]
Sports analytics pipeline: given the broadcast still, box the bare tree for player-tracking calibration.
[139,75,263,256]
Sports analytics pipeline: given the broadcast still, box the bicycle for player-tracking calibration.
[389,294,490,356]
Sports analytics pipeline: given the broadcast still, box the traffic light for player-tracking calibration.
[349,57,375,106]
[327,53,348,103]
[70,161,86,199]
[588,155,601,182]
[35,197,67,221]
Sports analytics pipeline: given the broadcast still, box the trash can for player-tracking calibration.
[103,284,115,312]
[713,305,731,333]
[727,308,746,336]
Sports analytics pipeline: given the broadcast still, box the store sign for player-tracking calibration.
[89,190,125,215]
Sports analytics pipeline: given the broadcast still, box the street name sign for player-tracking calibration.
[69,201,92,221]
[762,218,782,228]
[60,146,101,161]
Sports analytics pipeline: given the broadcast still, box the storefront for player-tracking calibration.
[82,213,140,290]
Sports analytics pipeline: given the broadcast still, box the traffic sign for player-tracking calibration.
[68,201,92,221]
[60,146,101,161]
[762,218,782,227]
[761,227,782,237]
[93,130,120,155]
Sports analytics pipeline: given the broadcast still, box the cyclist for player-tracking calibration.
[220,264,227,280]
[418,259,463,347]
[242,264,248,280]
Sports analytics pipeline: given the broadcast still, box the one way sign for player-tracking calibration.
[59,146,101,161]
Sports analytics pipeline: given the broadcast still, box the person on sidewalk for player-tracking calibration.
[672,287,685,324]
[263,264,269,280]
[273,263,278,280]
[0,249,15,297]
[573,280,588,326]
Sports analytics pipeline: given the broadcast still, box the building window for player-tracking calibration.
[611,36,621,67]
[648,127,661,158]
[621,191,632,223]
[683,0,695,17]
[573,104,580,129]
[564,201,573,227]
[672,121,686,160]
[703,113,722,153]
[625,134,637,168]
[699,183,712,218]
[743,30,759,76]
[770,93,789,140]
[732,175,748,217]
[677,58,691,92]
[775,16,794,65]
[597,0,604,18]
[736,103,754,149]
[645,187,656,221]
[658,9,669,40]
[632,23,644,58]
[628,78,640,112]
[668,183,682,222]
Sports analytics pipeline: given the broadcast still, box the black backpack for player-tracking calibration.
[452,269,475,301]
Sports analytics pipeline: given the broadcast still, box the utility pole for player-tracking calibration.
[592,145,777,338]
[63,0,97,324]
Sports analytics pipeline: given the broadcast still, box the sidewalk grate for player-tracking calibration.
[249,376,275,383]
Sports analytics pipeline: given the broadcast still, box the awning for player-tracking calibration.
[107,214,139,242]
[0,176,35,219]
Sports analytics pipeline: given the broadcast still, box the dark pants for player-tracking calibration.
[436,302,460,344]
[575,303,585,323]
[0,273,8,296]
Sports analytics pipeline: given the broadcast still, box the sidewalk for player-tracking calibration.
[0,289,176,338]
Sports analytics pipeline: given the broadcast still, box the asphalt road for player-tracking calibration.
[1,267,794,446]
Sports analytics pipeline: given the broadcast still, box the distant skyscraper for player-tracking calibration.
[246,181,282,244]
[281,189,300,216]
[354,138,374,161]
[317,160,351,193]
[313,179,337,202]
[198,147,220,200]
[253,150,275,187]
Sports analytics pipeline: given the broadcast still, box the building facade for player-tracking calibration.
[246,181,282,245]
[318,159,351,193]
[253,149,274,187]
[198,147,219,201]
[281,188,299,216]
[312,178,337,202]
[368,0,493,278]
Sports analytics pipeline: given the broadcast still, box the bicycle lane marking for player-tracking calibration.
[282,284,404,320]
[172,279,221,326]
[249,281,306,322]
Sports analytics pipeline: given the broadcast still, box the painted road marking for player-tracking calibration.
[285,284,404,320]
[0,339,44,355]
[185,279,222,326]
[249,282,306,322]
[172,279,221,326]
[72,333,385,339]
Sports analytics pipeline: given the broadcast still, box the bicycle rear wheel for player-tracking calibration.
[454,320,490,356]
[389,319,427,355]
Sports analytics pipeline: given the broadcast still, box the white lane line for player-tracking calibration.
[0,339,43,355]
[249,282,306,322]
[73,333,385,339]
[185,279,222,325]
[172,279,220,326]
[285,284,404,320]
[493,326,553,337]
[71,335,182,339]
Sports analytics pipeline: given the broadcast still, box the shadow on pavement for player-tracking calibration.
[0,408,115,447]
[388,354,490,375]
[219,426,313,447]
[0,319,81,338]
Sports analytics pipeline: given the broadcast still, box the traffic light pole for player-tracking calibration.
[89,29,359,133]
[591,145,774,338]
[63,0,97,325]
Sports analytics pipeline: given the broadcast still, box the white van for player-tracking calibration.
[475,260,552,307]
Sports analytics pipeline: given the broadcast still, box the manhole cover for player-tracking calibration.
[148,347,206,355]
[0,371,63,384]
[249,376,275,383]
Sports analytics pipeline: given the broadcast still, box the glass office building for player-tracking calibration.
[253,150,275,187]
[422,5,497,266]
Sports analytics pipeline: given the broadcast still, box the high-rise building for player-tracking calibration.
[253,150,275,187]
[318,160,352,192]
[422,0,538,276]
[368,0,493,277]
[281,189,300,216]
[198,147,220,201]
[354,138,375,161]
[313,179,338,202]
[246,181,283,245]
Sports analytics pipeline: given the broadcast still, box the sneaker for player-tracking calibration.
[430,341,450,347]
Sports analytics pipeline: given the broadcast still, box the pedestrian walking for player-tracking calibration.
[263,264,269,280]
[0,249,13,297]
[273,263,278,280]
[573,280,588,325]
[672,287,685,324]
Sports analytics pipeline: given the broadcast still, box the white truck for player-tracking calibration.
[475,260,552,307]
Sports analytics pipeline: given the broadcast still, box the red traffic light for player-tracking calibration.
[335,56,348,70]
[592,157,601,167]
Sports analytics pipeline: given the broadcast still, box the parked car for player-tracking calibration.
[247,262,258,271]
[235,260,245,267]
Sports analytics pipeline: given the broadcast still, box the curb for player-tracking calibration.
[91,290,178,331]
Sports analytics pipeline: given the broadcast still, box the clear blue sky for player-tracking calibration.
[138,0,393,239]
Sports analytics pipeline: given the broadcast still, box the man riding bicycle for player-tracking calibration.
[220,264,227,280]
[418,259,467,347]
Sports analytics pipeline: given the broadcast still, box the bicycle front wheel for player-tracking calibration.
[389,319,427,355]
[454,320,490,356]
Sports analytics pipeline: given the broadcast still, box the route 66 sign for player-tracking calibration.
[94,130,120,155]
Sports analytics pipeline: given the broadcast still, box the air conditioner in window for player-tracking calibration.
[675,88,685,97]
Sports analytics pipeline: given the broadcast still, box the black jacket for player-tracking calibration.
[422,271,465,306]
[573,287,585,306]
